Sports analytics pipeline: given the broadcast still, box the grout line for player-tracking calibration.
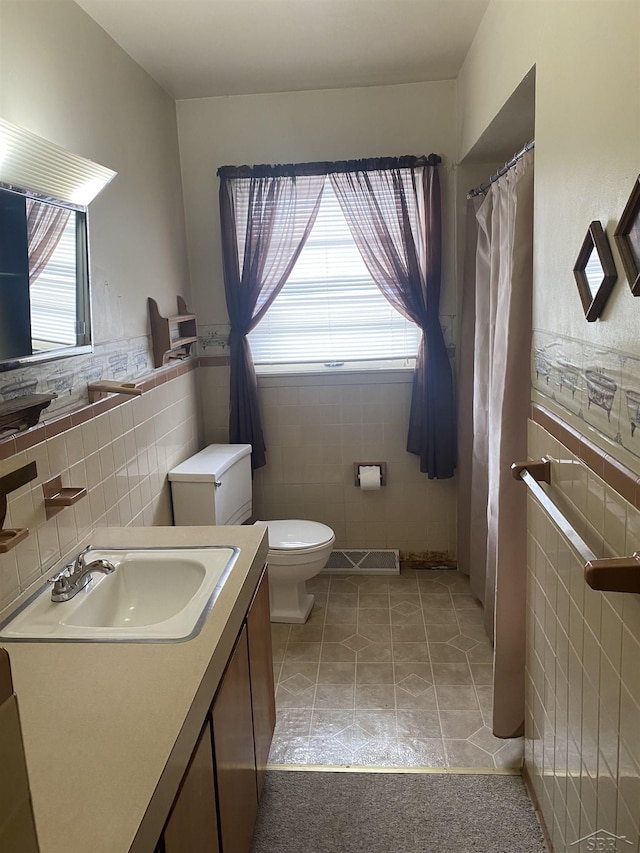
[267,763,522,775]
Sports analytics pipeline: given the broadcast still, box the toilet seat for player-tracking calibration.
[254,519,334,555]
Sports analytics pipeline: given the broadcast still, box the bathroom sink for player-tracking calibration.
[0,546,238,642]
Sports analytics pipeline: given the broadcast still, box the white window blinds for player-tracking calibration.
[248,179,420,365]
[30,217,77,349]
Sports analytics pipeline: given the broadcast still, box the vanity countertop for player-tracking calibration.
[2,524,268,853]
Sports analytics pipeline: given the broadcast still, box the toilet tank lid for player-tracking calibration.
[168,444,252,483]
[254,519,335,550]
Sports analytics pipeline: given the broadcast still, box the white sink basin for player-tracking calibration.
[0,546,238,642]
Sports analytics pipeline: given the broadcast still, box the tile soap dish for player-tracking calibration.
[43,475,87,519]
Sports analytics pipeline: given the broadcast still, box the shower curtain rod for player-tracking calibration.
[467,139,535,199]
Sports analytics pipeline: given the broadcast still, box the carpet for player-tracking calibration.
[250,770,547,853]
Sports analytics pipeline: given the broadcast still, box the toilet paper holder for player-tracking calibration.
[354,462,387,487]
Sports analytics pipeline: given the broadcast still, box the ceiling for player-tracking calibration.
[74,0,490,100]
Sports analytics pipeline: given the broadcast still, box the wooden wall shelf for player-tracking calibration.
[148,296,197,369]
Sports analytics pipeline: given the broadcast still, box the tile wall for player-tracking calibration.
[0,369,200,614]
[199,364,457,556]
[525,420,640,852]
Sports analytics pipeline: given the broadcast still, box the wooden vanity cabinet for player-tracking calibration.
[158,567,274,853]
[211,625,258,853]
[162,721,219,853]
[246,569,276,797]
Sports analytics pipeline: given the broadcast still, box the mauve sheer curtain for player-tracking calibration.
[26,199,71,283]
[330,156,455,477]
[218,155,455,478]
[218,169,325,469]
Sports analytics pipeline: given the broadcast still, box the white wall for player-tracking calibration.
[0,0,190,362]
[458,0,640,467]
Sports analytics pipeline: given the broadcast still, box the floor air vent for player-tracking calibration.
[322,549,400,575]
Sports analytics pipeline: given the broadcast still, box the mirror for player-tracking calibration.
[0,119,116,370]
[573,221,617,322]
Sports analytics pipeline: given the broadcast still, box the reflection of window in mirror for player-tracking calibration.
[27,200,78,351]
[0,118,116,369]
[0,188,89,361]
[584,246,604,298]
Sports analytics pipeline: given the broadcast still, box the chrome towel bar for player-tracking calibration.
[512,458,640,594]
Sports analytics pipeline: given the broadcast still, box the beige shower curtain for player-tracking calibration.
[459,149,534,738]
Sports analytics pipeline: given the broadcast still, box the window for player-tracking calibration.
[30,216,78,350]
[248,179,420,368]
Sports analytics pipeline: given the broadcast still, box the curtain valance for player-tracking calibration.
[217,154,441,180]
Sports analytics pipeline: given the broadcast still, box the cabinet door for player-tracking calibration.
[246,568,276,798]
[212,625,257,853]
[163,719,219,853]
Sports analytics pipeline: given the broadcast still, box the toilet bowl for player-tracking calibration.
[168,444,335,624]
[255,519,335,623]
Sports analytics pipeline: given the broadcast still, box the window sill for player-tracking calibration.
[255,360,416,387]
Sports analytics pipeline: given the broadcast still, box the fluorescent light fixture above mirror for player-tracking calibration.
[0,118,116,205]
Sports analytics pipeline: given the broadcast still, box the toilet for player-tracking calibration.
[168,444,335,623]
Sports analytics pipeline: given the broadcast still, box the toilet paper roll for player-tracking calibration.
[359,465,381,491]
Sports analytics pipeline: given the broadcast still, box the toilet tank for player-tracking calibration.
[168,444,252,526]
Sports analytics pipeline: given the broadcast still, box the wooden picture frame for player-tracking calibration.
[573,221,617,322]
[614,175,640,295]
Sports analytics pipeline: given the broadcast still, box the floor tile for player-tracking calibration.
[278,660,320,683]
[309,709,354,737]
[334,723,376,751]
[320,643,356,663]
[269,570,506,773]
[355,709,397,737]
[323,624,357,643]
[325,604,358,624]
[358,607,391,625]
[439,710,484,739]
[470,663,494,685]
[314,684,355,709]
[392,642,430,663]
[431,662,474,686]
[355,684,396,710]
[435,685,480,711]
[421,608,459,625]
[395,685,438,711]
[359,593,389,608]
[428,642,468,663]
[425,624,460,643]
[306,739,353,765]
[358,624,392,643]
[280,672,316,694]
[284,642,321,662]
[397,710,441,738]
[273,708,312,738]
[317,661,356,684]
[444,739,495,769]
[398,737,447,767]
[357,641,393,662]
[275,685,316,709]
[288,622,324,642]
[268,736,310,764]
[391,624,427,643]
[356,662,394,684]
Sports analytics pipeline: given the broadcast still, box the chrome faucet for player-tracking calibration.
[48,546,116,602]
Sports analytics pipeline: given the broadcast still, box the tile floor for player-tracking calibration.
[268,568,523,770]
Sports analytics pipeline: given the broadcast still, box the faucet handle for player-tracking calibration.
[73,545,92,570]
[47,568,72,592]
